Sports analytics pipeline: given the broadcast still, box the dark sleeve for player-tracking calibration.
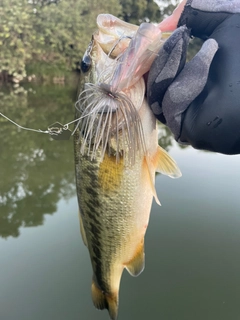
[178,0,235,39]
[179,13,240,154]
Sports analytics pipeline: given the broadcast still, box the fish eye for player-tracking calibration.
[81,55,91,73]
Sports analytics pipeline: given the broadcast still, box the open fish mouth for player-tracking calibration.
[75,14,165,164]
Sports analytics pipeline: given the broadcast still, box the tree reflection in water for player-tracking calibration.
[0,83,77,238]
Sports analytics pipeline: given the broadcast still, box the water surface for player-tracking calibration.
[1,83,240,320]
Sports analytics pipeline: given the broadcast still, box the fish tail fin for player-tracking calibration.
[91,280,118,320]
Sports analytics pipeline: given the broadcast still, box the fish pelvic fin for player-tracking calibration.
[91,280,118,320]
[143,145,181,205]
[154,145,182,178]
[125,239,145,277]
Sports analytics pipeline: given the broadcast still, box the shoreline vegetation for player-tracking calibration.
[1,0,200,86]
[1,0,171,85]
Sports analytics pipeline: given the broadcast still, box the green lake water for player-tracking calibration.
[1,82,240,320]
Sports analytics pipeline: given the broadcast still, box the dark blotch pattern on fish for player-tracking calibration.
[75,140,112,292]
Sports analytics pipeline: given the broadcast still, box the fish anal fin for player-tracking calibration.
[125,239,145,277]
[79,212,88,247]
[91,280,118,320]
[153,145,182,178]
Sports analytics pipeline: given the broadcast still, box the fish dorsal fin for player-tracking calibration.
[91,280,118,320]
[125,239,145,277]
[155,145,182,178]
[79,212,88,247]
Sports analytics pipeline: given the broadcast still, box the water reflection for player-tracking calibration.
[0,83,77,238]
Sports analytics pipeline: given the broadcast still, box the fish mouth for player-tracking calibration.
[76,14,165,164]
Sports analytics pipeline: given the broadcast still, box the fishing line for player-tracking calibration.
[0,100,113,140]
[0,111,89,140]
[0,112,50,134]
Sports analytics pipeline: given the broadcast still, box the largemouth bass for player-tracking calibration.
[74,14,181,320]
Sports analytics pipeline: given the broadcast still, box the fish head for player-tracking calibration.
[76,14,166,165]
[80,14,137,84]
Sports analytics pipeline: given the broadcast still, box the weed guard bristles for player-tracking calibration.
[75,82,145,165]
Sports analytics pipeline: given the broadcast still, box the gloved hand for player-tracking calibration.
[147,0,240,154]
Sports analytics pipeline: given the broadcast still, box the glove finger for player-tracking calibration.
[162,38,219,140]
[147,26,190,123]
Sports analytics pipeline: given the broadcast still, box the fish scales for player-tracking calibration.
[74,14,182,320]
[75,131,147,293]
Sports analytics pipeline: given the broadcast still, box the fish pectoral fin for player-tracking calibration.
[79,212,88,247]
[125,240,145,277]
[91,280,118,320]
[155,145,182,178]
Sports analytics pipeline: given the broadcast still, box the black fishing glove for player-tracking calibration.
[147,0,240,154]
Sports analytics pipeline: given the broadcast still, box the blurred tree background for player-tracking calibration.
[0,0,181,83]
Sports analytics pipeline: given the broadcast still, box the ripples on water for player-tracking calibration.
[1,83,240,320]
